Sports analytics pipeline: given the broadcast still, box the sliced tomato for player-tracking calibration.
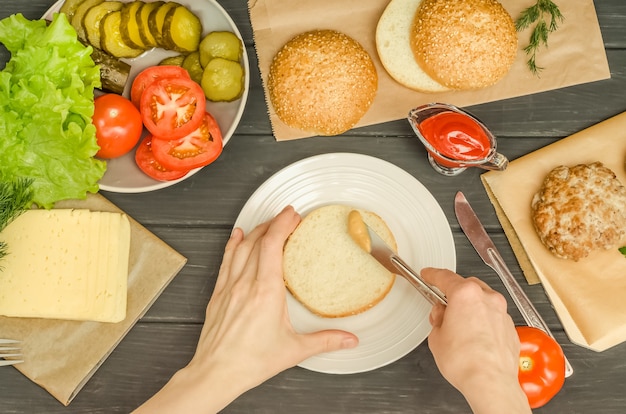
[135,135,191,181]
[151,111,223,171]
[130,65,190,108]
[140,76,206,140]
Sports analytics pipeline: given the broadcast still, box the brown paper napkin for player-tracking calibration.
[248,0,610,140]
[0,193,187,405]
[482,112,626,352]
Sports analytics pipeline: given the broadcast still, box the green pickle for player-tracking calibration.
[201,57,244,102]
[182,52,204,84]
[199,31,242,67]
[60,0,87,22]
[162,5,203,52]
[159,55,186,66]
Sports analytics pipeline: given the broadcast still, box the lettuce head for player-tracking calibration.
[0,13,105,208]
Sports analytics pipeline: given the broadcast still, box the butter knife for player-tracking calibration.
[348,211,447,306]
[454,191,573,377]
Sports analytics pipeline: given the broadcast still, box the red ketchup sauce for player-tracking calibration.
[417,111,491,164]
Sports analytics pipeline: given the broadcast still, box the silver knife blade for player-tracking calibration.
[363,221,447,306]
[454,191,573,377]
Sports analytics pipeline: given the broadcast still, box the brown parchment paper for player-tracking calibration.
[482,111,626,352]
[248,0,610,141]
[0,193,187,405]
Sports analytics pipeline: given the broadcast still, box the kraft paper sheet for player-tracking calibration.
[248,0,610,141]
[482,112,626,352]
[0,193,187,405]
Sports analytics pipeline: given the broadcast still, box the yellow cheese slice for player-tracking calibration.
[0,209,130,323]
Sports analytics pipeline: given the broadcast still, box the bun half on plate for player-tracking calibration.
[283,205,397,318]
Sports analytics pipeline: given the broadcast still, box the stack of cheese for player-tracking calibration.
[0,209,131,323]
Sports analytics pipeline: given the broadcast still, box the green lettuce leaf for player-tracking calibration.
[0,13,106,208]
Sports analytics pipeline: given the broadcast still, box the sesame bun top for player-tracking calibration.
[267,30,378,136]
[410,0,518,90]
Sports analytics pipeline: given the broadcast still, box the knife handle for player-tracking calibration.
[487,248,574,378]
[390,256,448,306]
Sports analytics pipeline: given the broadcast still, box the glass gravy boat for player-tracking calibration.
[408,103,508,176]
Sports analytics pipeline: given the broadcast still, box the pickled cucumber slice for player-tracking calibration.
[101,10,144,59]
[120,1,146,50]
[159,55,185,66]
[137,1,164,48]
[162,4,202,52]
[60,0,86,22]
[182,51,203,84]
[148,1,178,49]
[71,0,104,42]
[201,57,244,102]
[83,1,123,50]
[199,31,242,67]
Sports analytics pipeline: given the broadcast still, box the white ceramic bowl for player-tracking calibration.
[45,0,250,192]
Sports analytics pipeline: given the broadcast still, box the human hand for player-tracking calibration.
[421,268,531,414]
[134,206,358,414]
[190,205,359,390]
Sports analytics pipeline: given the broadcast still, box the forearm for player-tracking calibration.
[133,364,247,414]
[459,374,531,414]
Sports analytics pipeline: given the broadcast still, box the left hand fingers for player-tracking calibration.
[213,227,245,294]
[256,206,300,284]
[218,212,278,293]
[217,206,300,291]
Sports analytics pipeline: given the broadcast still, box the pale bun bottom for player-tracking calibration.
[375,0,449,93]
[283,205,397,318]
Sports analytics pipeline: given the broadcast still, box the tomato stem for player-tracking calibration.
[519,355,534,372]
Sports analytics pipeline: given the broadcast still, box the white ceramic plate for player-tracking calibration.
[44,0,250,193]
[234,153,456,374]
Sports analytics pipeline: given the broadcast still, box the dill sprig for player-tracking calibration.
[0,178,35,263]
[515,0,564,75]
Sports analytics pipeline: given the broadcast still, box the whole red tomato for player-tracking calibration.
[93,94,143,159]
[516,326,566,409]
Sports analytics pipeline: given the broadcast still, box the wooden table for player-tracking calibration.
[2,1,626,412]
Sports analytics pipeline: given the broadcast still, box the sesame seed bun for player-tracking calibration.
[267,30,378,136]
[283,205,396,318]
[410,0,518,90]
